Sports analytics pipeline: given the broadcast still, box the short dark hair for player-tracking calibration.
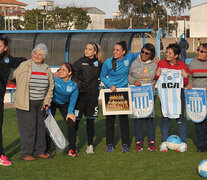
[141,43,155,60]
[166,43,181,59]
[200,43,207,49]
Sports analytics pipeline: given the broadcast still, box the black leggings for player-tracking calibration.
[47,102,79,151]
[86,118,95,146]
[0,102,4,155]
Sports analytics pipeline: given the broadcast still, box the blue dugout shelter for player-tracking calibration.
[0,29,152,66]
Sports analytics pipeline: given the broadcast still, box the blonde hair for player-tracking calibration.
[88,42,103,63]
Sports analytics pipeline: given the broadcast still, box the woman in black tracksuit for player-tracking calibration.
[0,36,26,165]
[73,42,103,154]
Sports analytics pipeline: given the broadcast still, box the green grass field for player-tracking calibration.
[0,99,206,180]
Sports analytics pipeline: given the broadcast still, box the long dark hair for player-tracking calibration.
[63,62,82,89]
[0,36,10,58]
[112,41,128,71]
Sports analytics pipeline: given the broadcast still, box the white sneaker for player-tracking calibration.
[86,145,94,154]
[177,142,187,152]
[160,142,168,152]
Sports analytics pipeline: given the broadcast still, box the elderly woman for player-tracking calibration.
[187,43,207,152]
[13,43,54,161]
[128,43,157,152]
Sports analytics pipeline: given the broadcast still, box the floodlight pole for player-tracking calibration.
[4,10,6,30]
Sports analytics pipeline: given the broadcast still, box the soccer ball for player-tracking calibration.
[198,160,207,178]
[166,135,181,150]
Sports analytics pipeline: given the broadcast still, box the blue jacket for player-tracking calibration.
[100,53,139,88]
[52,77,79,114]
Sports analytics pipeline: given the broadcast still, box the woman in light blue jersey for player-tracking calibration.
[50,62,80,157]
[100,41,139,153]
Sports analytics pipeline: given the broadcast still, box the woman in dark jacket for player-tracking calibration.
[0,36,26,166]
[73,42,103,154]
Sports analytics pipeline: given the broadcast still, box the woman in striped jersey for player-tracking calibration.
[155,43,189,152]
[187,43,207,153]
[13,43,54,161]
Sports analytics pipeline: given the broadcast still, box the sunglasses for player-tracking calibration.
[197,48,207,53]
[141,50,151,55]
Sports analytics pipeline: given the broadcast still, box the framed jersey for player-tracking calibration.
[101,88,132,115]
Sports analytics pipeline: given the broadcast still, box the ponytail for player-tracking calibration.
[112,57,116,71]
[89,42,103,63]
[63,62,82,90]
[112,41,128,71]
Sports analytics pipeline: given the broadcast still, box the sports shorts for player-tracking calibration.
[74,94,99,119]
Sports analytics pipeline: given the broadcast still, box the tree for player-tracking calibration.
[21,9,46,30]
[21,7,91,30]
[118,0,191,36]
[107,18,129,29]
[71,7,91,29]
[47,6,91,30]
[0,15,4,30]
[12,19,23,30]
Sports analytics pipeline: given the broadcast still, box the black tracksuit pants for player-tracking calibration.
[106,115,129,145]
[49,102,79,151]
[0,101,4,155]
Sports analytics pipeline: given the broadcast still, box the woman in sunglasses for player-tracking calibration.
[187,43,207,153]
[128,43,158,152]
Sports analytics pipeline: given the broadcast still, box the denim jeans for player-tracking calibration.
[134,118,155,144]
[195,118,207,148]
[161,90,186,143]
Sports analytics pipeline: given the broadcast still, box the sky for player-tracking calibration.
[22,0,207,18]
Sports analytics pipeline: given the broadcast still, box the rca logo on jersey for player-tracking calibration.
[162,82,180,88]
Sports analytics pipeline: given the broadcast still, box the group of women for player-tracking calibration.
[0,35,206,166]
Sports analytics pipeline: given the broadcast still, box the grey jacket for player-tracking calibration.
[128,55,157,95]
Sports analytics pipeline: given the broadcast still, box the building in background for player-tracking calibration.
[37,0,54,14]
[168,16,190,38]
[190,3,207,38]
[83,7,105,29]
[0,0,27,30]
[112,12,122,20]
